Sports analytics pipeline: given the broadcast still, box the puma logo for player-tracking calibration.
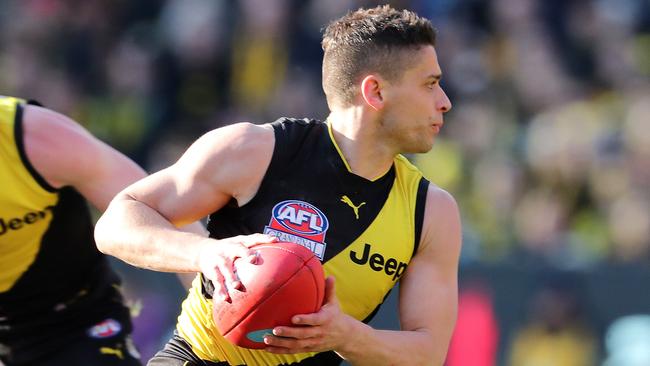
[341,195,366,219]
[100,346,124,359]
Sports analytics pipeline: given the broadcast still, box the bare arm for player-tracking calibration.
[23,104,208,292]
[94,122,277,300]
[23,105,147,211]
[266,185,461,365]
[340,186,461,365]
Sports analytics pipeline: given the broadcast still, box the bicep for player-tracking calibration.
[398,186,461,341]
[120,164,230,227]
[118,123,274,227]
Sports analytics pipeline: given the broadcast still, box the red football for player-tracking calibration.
[212,242,325,349]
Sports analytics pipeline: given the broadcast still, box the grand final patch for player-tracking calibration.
[264,200,329,260]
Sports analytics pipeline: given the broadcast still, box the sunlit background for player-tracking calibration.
[1,0,649,364]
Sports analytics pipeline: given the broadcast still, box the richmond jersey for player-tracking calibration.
[0,96,132,364]
[176,118,429,365]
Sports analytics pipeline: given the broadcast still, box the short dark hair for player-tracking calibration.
[322,5,437,107]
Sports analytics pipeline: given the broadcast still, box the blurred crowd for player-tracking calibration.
[1,0,648,364]
[2,0,648,267]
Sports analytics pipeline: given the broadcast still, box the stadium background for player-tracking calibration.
[1,0,648,364]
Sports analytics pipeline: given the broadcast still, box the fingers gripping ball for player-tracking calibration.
[213,242,325,349]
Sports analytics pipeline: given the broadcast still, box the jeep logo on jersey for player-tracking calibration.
[264,200,329,260]
[0,206,54,236]
[350,243,408,282]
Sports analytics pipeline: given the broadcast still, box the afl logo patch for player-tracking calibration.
[264,200,329,260]
[87,318,122,339]
[272,200,329,236]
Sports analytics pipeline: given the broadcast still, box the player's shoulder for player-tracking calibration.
[422,183,460,240]
[195,118,323,162]
[22,104,98,153]
[417,182,461,255]
[20,103,117,189]
[268,117,325,147]
[201,118,321,140]
[270,117,322,128]
[268,117,325,135]
[424,182,458,214]
[206,121,273,137]
[184,123,275,173]
[197,122,274,151]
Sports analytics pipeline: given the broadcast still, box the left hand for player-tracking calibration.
[264,276,354,354]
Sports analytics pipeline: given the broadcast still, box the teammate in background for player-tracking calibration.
[96,5,460,366]
[1,95,165,365]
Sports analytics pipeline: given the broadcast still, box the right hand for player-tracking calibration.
[197,233,277,302]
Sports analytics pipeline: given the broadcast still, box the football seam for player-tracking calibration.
[304,257,324,311]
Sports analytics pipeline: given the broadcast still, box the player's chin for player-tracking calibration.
[404,140,435,154]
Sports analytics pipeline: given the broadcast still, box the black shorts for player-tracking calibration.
[147,333,227,366]
[148,333,342,366]
[0,319,141,366]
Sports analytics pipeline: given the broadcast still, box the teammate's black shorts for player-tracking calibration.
[0,322,141,366]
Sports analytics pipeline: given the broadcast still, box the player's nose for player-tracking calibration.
[437,87,452,113]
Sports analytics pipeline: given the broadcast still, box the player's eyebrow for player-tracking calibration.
[426,73,442,81]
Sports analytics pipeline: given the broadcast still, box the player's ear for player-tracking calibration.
[360,75,385,111]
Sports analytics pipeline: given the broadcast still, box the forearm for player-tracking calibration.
[338,321,447,366]
[95,198,208,273]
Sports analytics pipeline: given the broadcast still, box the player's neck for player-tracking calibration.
[327,109,395,181]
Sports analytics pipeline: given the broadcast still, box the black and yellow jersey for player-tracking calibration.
[177,118,429,365]
[0,96,132,364]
